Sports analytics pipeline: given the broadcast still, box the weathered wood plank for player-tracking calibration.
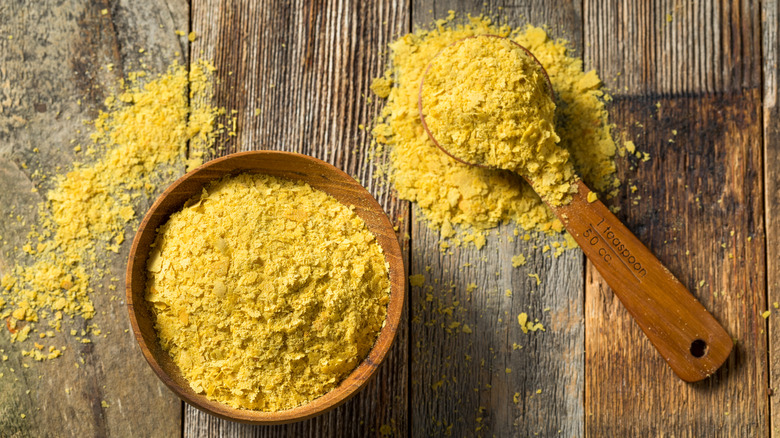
[763,1,780,436]
[583,0,767,435]
[0,0,188,436]
[409,1,585,437]
[185,0,411,436]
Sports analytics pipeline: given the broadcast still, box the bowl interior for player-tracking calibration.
[126,151,405,424]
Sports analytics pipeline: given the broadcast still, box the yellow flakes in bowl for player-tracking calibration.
[145,173,390,412]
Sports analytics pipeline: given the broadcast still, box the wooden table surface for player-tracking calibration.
[1,0,778,436]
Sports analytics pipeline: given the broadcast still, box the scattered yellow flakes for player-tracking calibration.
[462,324,472,334]
[101,400,110,408]
[1,60,224,359]
[379,424,393,436]
[505,289,512,297]
[513,392,520,403]
[146,173,390,412]
[528,273,541,285]
[587,191,598,203]
[666,13,673,22]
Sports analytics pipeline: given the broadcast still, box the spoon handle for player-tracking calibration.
[553,180,732,382]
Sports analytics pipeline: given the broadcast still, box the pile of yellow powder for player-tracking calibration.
[421,36,576,205]
[372,15,620,245]
[145,173,391,411]
[0,61,224,359]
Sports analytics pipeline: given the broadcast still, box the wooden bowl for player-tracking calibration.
[126,151,406,424]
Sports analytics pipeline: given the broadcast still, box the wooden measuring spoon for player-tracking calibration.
[418,35,732,382]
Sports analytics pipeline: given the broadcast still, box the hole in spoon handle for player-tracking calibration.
[552,180,732,382]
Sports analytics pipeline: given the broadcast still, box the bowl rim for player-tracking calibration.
[126,150,406,424]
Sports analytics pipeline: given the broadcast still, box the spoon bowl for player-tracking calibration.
[418,35,554,169]
[126,151,406,424]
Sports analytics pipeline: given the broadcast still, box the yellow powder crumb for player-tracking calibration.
[774,302,779,309]
[513,392,520,403]
[518,313,528,332]
[101,8,108,15]
[511,254,526,267]
[462,324,472,334]
[762,310,771,319]
[371,16,621,246]
[536,388,542,394]
[370,76,393,99]
[505,368,512,374]
[587,191,598,203]
[518,312,545,334]
[146,173,390,412]
[379,424,393,436]
[409,274,426,287]
[175,30,186,36]
[625,140,636,154]
[1,61,224,358]
[188,31,197,42]
[421,36,576,205]
[505,289,512,297]
[528,273,541,285]
[101,400,109,408]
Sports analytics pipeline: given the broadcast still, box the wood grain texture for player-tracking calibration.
[764,1,780,436]
[410,1,585,437]
[584,0,768,435]
[2,0,776,436]
[0,0,187,436]
[185,1,411,436]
